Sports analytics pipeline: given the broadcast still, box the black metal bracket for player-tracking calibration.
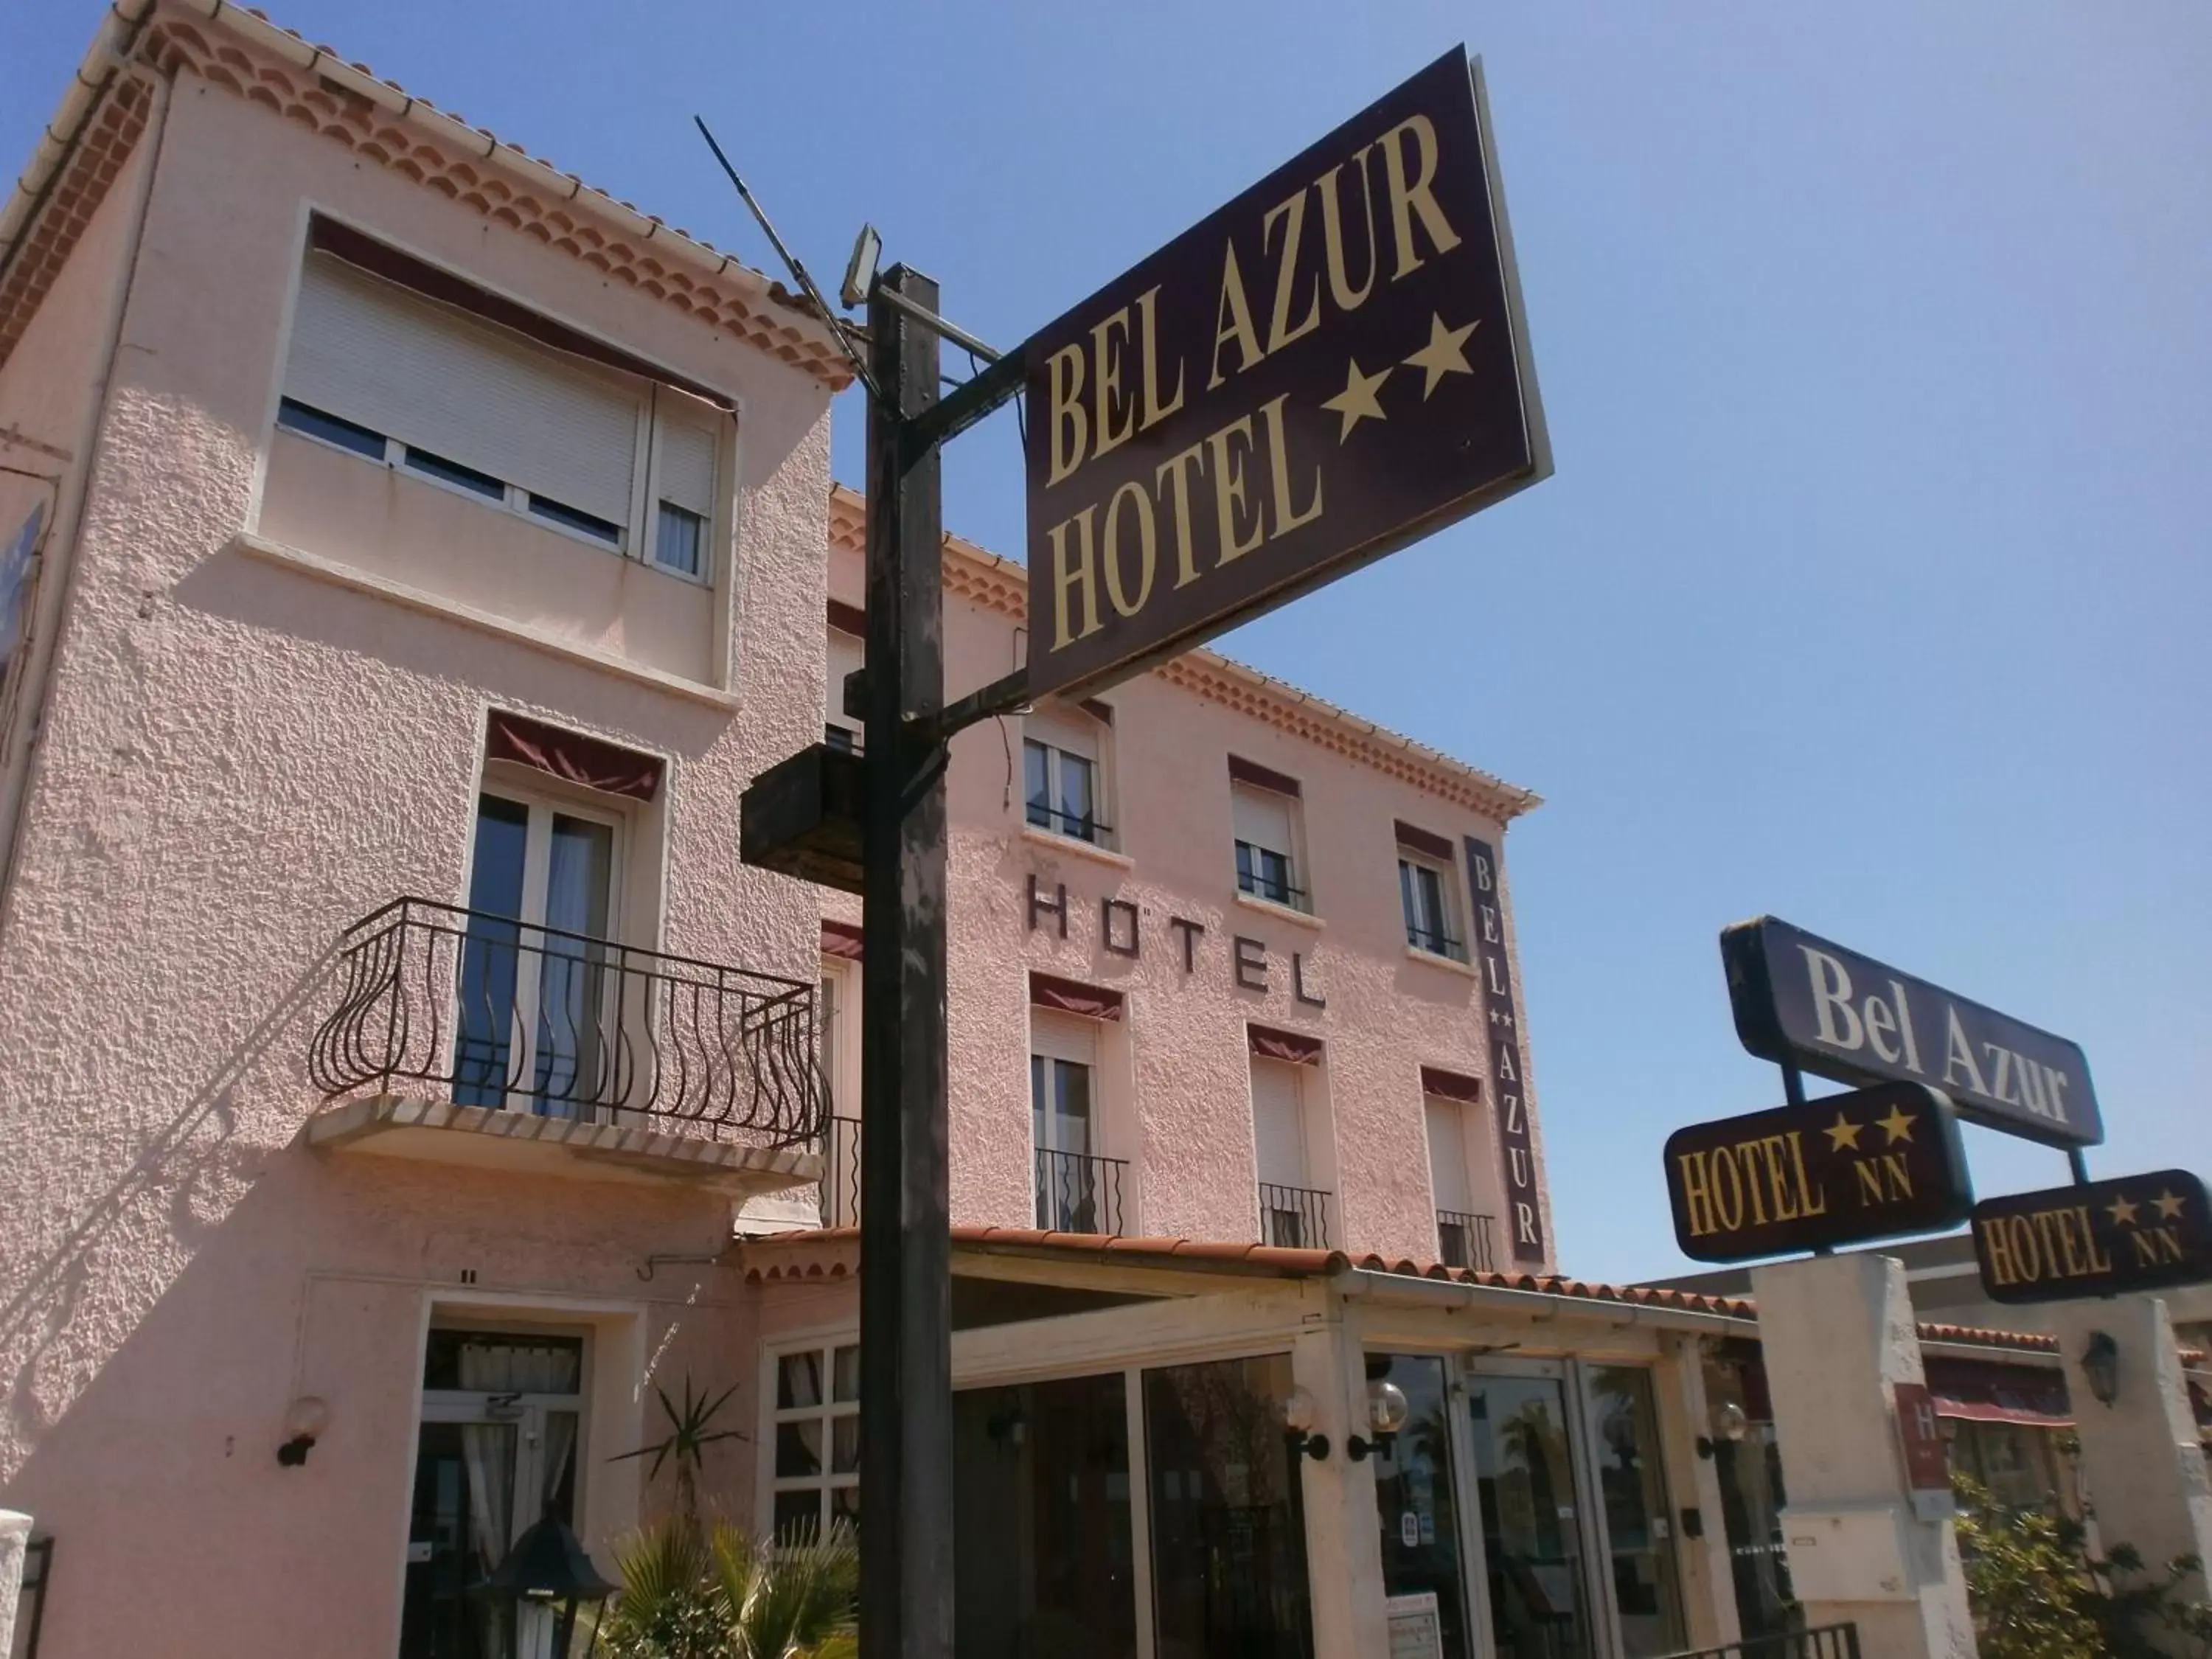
[902,345,1027,466]
[908,667,1031,748]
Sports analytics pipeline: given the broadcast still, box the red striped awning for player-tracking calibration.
[1924,1357,2072,1427]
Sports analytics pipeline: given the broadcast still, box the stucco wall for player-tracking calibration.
[0,63,832,1659]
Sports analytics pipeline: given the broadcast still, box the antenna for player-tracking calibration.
[692,116,877,399]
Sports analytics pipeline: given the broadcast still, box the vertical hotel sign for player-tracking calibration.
[1022,48,1549,701]
[1467,837,1544,1263]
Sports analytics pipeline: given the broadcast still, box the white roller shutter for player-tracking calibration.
[1231,782,1295,855]
[1251,1057,1307,1186]
[284,254,641,525]
[657,414,717,517]
[1425,1096,1473,1212]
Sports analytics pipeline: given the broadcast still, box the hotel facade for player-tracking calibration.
[0,7,2113,1659]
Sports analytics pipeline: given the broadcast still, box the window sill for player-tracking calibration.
[1019,824,1134,871]
[1404,944,1477,978]
[232,531,739,708]
[1235,891,1323,930]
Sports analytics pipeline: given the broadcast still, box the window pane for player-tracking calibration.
[455,796,529,1109]
[655,502,704,575]
[1372,1354,1475,1659]
[832,1344,860,1403]
[779,1351,824,1411]
[832,1414,860,1475]
[773,1489,824,1545]
[1058,751,1095,836]
[276,397,386,459]
[776,1419,825,1478]
[830,1485,862,1529]
[403,445,505,499]
[532,495,625,546]
[1024,740,1053,829]
[1054,1060,1093,1155]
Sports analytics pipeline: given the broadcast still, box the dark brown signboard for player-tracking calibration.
[1021,49,1549,701]
[1893,1384,1950,1493]
[1971,1169,2212,1305]
[1467,836,1544,1264]
[1720,917,2101,1150]
[1663,1082,1973,1264]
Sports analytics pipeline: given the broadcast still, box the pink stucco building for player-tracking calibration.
[1,9,2099,1659]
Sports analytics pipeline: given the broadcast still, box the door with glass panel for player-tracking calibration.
[455,789,619,1117]
[1031,1012,1102,1232]
[1580,1366,1686,1658]
[1465,1363,1596,1659]
[398,1331,586,1659]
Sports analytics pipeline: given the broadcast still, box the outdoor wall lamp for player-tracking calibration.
[276,1395,330,1467]
[2080,1331,2121,1407]
[1346,1378,1411,1462]
[1695,1399,1749,1461]
[1280,1386,1329,1461]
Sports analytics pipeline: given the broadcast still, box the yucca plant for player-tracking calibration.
[591,1518,858,1659]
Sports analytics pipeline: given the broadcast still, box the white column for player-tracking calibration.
[1752,1253,1978,1658]
[1659,1335,1743,1651]
[0,1510,29,1658]
[2047,1295,2212,1624]
[1292,1312,1388,1659]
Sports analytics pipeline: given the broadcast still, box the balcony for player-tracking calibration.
[306,897,827,1196]
[1034,1148,1127,1236]
[1258,1181,1332,1251]
[1436,1209,1499,1272]
[818,1113,861,1228]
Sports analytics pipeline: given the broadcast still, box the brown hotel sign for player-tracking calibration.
[1021,48,1550,701]
[1972,1169,2212,1305]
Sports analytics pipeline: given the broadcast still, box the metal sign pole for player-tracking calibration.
[858,263,952,1659]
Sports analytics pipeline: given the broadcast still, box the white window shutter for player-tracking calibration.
[1251,1058,1307,1186]
[1029,1009,1098,1067]
[1425,1096,1473,1211]
[658,416,717,517]
[1025,709,1098,765]
[1231,783,1295,855]
[284,254,641,525]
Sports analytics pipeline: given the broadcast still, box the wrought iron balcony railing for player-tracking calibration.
[818,1113,861,1227]
[310,897,827,1147]
[1259,1181,1332,1251]
[1436,1208,1499,1272]
[1034,1147,1127,1236]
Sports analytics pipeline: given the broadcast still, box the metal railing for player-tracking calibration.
[310,897,827,1147]
[818,1113,861,1227]
[1034,1147,1127,1235]
[1259,1181,1332,1250]
[1662,1625,1859,1659]
[1235,844,1309,911]
[1405,922,1467,961]
[1436,1209,1499,1271]
[1025,801,1113,848]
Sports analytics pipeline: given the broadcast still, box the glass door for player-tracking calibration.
[455,790,619,1117]
[1371,1354,1476,1659]
[1464,1366,1595,1659]
[1580,1366,1686,1658]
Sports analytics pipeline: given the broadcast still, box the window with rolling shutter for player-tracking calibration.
[1230,779,1306,911]
[276,248,730,582]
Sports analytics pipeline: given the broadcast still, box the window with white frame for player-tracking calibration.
[1399,852,1466,961]
[1030,1009,1105,1232]
[276,250,723,582]
[0,501,43,699]
[1023,706,1109,846]
[768,1338,860,1541]
[825,627,864,753]
[1230,770,1306,911]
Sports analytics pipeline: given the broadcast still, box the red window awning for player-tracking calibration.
[1029,972,1123,1021]
[1250,1024,1323,1065]
[821,920,864,961]
[1420,1066,1482,1104]
[1924,1357,2073,1427]
[487,709,662,801]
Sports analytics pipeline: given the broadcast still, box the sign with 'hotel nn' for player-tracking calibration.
[1021,47,1550,701]
[1664,1082,1974,1264]
[1972,1169,2212,1306]
[1720,917,2102,1150]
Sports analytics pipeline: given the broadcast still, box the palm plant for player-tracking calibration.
[611,1375,746,1535]
[592,1518,858,1659]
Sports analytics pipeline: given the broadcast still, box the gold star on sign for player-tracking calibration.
[1875,1104,1917,1146]
[1402,311,1481,399]
[2107,1193,2140,1228]
[2152,1189,2188,1222]
[1320,357,1392,441]
[1823,1113,1863,1153]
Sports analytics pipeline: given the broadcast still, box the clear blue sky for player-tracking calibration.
[9,3,2207,1281]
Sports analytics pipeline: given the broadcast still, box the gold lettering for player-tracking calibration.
[2129,1227,2185,1267]
[1880,1153,1913,1201]
[1101,481,1156,619]
[1983,1220,2020,1287]
[1853,1162,1887,1207]
[1260,187,1321,355]
[2076,1206,2113,1273]
[1047,506,1102,649]
[1258,393,1323,538]
[1046,344,1088,487]
[2008,1215,2044,1283]
[1154,442,1208,589]
[2032,1209,2069,1279]
[1678,1151,1717,1238]
[1759,1135,1799,1222]
[1710,1145,1745,1234]
[1207,239,1265,389]
[2055,1207,2088,1279]
[1787,1133,1828,1217]
[1090,307,1136,463]
[1206,415,1265,566]
[1316,145,1380,312]
[1730,1140,1769,1228]
[1135,285,1185,431]
[1378,114,1463,281]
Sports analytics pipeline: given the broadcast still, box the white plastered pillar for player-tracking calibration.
[2047,1294,2212,1627]
[1752,1253,1978,1658]
[1658,1334,1743,1650]
[0,1510,29,1657]
[1293,1297,1388,1659]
